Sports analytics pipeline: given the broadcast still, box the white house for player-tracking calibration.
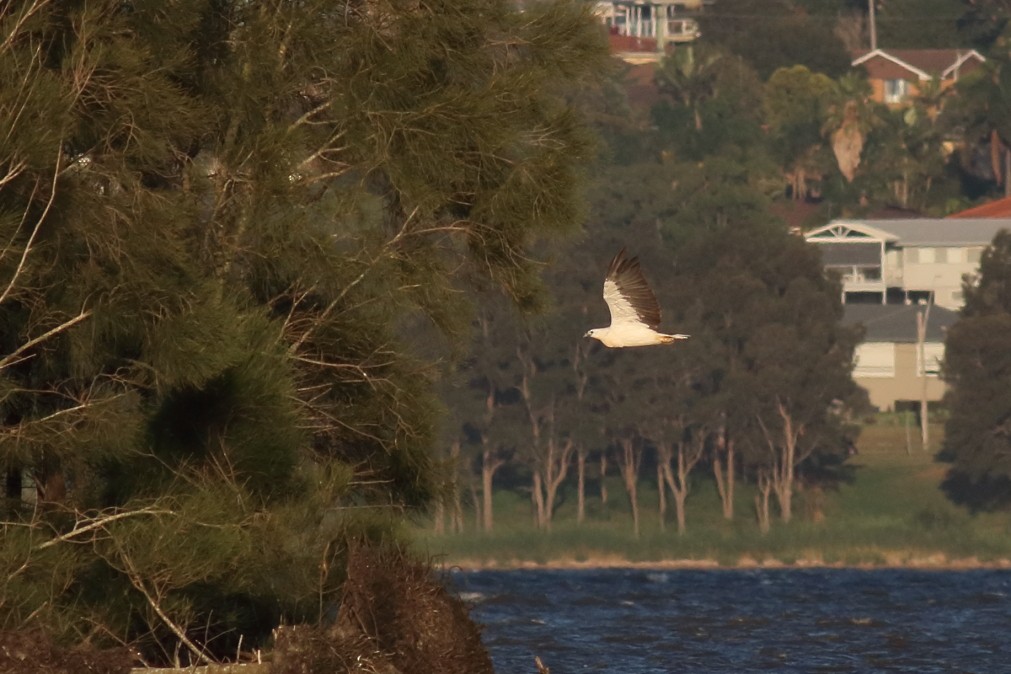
[805,218,1011,310]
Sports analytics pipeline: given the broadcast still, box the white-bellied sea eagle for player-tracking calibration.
[583,248,689,348]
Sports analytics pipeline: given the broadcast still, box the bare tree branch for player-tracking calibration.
[0,308,93,371]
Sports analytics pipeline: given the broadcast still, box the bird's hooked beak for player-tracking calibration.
[583,330,592,339]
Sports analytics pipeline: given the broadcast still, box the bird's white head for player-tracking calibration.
[584,329,599,340]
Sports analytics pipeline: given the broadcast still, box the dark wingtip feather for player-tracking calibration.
[607,248,627,277]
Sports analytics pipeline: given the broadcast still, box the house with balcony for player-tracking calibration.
[850,48,985,106]
[594,0,702,63]
[805,218,1011,310]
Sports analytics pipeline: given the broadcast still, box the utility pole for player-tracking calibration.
[868,0,877,50]
[916,298,932,451]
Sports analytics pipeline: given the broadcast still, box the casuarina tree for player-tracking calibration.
[0,0,606,663]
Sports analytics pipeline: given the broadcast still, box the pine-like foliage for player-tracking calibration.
[0,0,606,662]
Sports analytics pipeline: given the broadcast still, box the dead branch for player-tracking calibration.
[0,308,93,371]
[34,507,176,551]
[115,543,215,665]
[0,144,62,306]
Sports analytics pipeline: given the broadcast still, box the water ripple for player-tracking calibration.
[451,568,1011,673]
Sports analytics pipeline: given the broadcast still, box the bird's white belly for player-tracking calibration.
[599,325,663,348]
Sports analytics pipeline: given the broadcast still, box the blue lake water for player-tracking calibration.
[449,567,1011,673]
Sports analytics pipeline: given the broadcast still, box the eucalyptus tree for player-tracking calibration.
[660,153,863,527]
[739,257,863,524]
[0,0,606,662]
[643,363,709,535]
[513,326,579,531]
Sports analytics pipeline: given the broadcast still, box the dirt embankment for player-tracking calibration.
[2,543,495,674]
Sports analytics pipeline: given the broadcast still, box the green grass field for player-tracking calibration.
[415,418,1011,568]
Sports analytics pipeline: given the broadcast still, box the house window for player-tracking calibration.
[907,248,936,263]
[917,343,944,377]
[854,342,895,378]
[967,247,983,264]
[884,78,909,103]
[945,248,964,264]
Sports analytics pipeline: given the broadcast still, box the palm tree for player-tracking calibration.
[655,46,723,131]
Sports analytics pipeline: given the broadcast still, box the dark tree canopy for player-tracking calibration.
[698,0,853,80]
[942,229,1011,509]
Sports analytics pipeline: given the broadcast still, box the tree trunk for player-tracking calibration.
[759,400,805,524]
[541,437,574,531]
[527,401,574,531]
[450,440,464,533]
[532,471,546,528]
[777,402,800,523]
[755,470,773,534]
[656,459,666,532]
[616,439,641,538]
[481,449,502,533]
[572,342,589,527]
[660,437,705,536]
[470,482,482,531]
[452,488,464,533]
[673,485,687,534]
[712,434,735,520]
[599,453,609,507]
[576,447,586,526]
[433,498,445,534]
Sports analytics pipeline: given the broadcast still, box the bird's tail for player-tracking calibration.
[659,333,690,344]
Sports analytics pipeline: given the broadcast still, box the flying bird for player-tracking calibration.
[584,248,689,348]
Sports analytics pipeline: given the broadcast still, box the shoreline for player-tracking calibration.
[440,554,1011,572]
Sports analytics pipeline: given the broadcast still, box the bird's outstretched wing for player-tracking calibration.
[603,248,662,330]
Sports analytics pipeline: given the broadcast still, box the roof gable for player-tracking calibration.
[805,222,897,243]
[812,218,1011,246]
[851,48,985,80]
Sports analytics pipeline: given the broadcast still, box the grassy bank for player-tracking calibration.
[416,419,1011,568]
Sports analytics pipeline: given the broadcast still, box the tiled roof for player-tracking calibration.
[851,48,984,79]
[947,196,1011,219]
[843,303,958,343]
